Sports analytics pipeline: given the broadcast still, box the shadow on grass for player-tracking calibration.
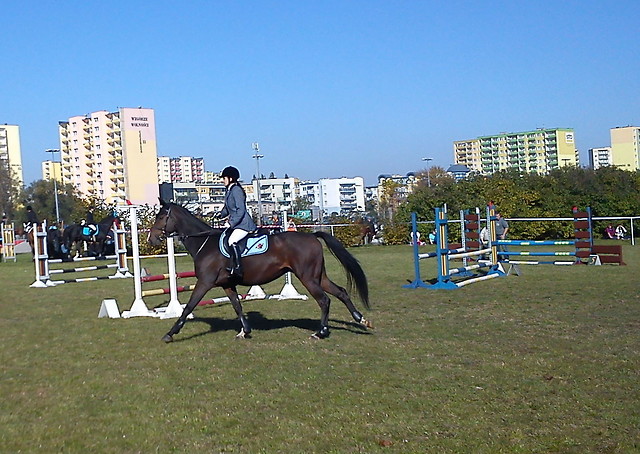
[172,310,372,342]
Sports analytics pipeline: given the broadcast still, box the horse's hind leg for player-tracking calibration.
[321,275,373,329]
[223,287,252,339]
[297,278,332,339]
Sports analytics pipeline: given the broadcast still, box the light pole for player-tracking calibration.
[45,149,61,225]
[422,157,433,187]
[252,142,264,225]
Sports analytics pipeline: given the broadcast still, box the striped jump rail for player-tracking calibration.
[49,263,120,274]
[496,240,574,246]
[141,270,196,283]
[48,275,130,285]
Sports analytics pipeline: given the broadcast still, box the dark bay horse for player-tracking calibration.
[149,200,372,342]
[62,214,117,261]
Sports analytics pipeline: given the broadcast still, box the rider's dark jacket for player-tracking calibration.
[218,183,256,231]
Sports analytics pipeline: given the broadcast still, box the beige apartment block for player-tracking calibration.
[42,160,62,182]
[454,128,578,175]
[58,107,159,205]
[0,124,24,186]
[610,126,640,171]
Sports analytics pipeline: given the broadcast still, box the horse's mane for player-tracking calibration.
[169,203,221,234]
[97,214,117,226]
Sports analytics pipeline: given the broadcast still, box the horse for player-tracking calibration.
[24,223,36,259]
[62,214,118,261]
[358,219,376,246]
[148,200,373,342]
[47,225,65,260]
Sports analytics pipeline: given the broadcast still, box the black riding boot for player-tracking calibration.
[227,243,244,277]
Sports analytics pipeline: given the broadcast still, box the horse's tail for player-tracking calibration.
[313,232,370,309]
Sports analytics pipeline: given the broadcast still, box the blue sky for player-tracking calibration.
[3,1,639,186]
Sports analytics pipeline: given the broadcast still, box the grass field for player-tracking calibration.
[1,242,639,453]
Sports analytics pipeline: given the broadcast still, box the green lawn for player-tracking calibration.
[1,242,638,453]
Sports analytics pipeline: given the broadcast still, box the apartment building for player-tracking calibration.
[376,173,418,202]
[610,126,640,171]
[454,128,579,174]
[320,177,366,216]
[42,160,62,182]
[589,147,613,170]
[247,176,300,213]
[58,107,159,205]
[157,156,205,183]
[0,124,23,186]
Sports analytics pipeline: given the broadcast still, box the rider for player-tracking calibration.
[215,166,256,277]
[82,208,97,236]
[26,205,40,228]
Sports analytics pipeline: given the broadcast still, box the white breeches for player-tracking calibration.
[228,228,249,245]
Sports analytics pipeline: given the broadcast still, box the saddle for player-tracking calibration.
[218,230,269,258]
[81,224,99,238]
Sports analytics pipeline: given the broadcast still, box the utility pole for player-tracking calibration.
[422,157,433,187]
[252,142,264,224]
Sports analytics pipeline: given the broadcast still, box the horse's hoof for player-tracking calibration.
[235,329,251,339]
[311,327,330,339]
[162,334,173,343]
[361,318,374,329]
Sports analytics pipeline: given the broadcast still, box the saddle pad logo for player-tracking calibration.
[219,232,269,258]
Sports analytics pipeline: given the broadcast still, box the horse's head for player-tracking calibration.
[148,199,176,245]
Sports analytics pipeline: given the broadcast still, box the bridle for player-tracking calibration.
[149,205,175,242]
[151,204,219,256]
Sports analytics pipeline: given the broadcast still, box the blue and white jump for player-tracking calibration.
[403,206,504,290]
[496,207,593,266]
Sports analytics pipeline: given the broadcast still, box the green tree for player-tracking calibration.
[0,159,21,221]
[18,180,86,226]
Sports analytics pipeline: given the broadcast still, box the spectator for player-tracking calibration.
[480,226,489,247]
[495,211,509,259]
[605,224,615,239]
[428,230,436,245]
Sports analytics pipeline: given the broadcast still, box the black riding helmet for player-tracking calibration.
[221,166,240,181]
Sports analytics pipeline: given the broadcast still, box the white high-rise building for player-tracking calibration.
[589,147,613,170]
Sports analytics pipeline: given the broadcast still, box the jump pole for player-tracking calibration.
[1,222,16,262]
[424,206,503,290]
[121,205,157,318]
[277,211,308,300]
[30,221,50,288]
[402,212,430,289]
[156,236,185,319]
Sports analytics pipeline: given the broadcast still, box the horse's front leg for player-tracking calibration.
[223,286,251,339]
[96,240,107,260]
[162,280,213,343]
